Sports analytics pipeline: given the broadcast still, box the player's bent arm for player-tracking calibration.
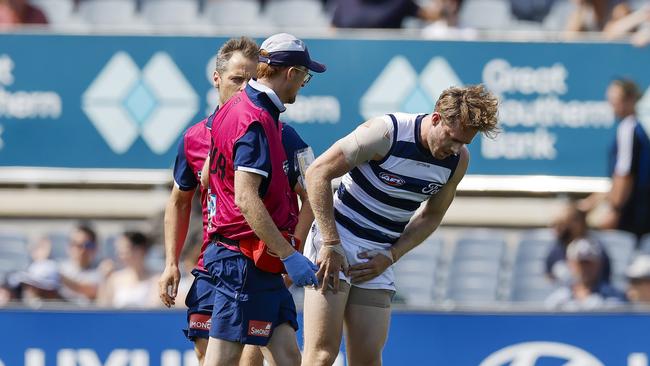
[234,170,296,259]
[390,148,469,263]
[306,117,391,242]
[293,183,314,246]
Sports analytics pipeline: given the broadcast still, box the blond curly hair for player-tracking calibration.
[435,85,499,138]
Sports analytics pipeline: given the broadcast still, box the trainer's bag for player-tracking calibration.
[239,232,301,274]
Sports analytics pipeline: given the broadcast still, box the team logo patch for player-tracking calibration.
[189,313,211,331]
[378,172,405,187]
[248,320,272,337]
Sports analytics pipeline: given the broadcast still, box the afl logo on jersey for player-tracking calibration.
[379,172,405,187]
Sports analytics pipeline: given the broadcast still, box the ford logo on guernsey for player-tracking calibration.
[378,172,405,187]
[480,342,604,366]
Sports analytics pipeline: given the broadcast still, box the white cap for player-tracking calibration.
[626,254,650,280]
[20,260,61,291]
[566,238,603,261]
[259,33,326,73]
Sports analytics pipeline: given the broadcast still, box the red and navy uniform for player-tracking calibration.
[203,80,300,345]
[175,104,309,341]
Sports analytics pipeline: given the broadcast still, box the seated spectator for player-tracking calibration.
[604,4,650,46]
[0,0,46,25]
[18,260,65,308]
[545,238,626,310]
[59,224,110,305]
[625,254,650,305]
[97,231,160,308]
[0,0,18,26]
[510,0,556,22]
[332,0,463,29]
[546,202,612,284]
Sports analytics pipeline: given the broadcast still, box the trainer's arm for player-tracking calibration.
[390,147,469,262]
[235,170,297,259]
[293,182,313,246]
[159,186,194,307]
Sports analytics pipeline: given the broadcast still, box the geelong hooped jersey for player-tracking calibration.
[334,113,460,245]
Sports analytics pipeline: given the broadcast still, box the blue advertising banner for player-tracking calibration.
[0,310,649,366]
[1,34,649,176]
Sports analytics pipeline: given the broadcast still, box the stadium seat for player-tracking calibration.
[265,0,329,28]
[46,232,70,262]
[203,0,262,28]
[515,229,555,263]
[594,230,637,289]
[142,0,200,26]
[78,0,139,26]
[639,233,650,254]
[510,276,557,302]
[145,244,165,272]
[543,0,575,31]
[30,0,75,24]
[393,236,442,306]
[458,0,513,30]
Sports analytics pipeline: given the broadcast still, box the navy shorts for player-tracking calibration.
[203,242,298,346]
[183,268,216,341]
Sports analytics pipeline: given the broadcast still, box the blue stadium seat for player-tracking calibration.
[265,0,329,28]
[459,0,513,30]
[142,0,200,26]
[543,0,575,31]
[594,230,637,289]
[78,0,139,26]
[46,232,70,262]
[30,0,75,24]
[203,0,261,28]
[0,232,30,274]
[393,236,442,306]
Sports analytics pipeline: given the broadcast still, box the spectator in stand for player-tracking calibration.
[625,254,650,305]
[332,0,463,29]
[510,0,556,23]
[18,260,65,308]
[604,4,650,46]
[0,0,19,26]
[97,231,160,308]
[546,202,612,284]
[59,225,110,305]
[545,238,626,310]
[579,79,650,242]
[0,0,46,25]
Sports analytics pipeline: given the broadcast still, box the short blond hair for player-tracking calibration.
[435,84,499,138]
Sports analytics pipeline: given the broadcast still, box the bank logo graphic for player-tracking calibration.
[480,341,604,366]
[360,56,462,120]
[82,52,198,154]
[638,86,650,134]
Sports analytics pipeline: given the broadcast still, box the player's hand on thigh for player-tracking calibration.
[316,243,349,294]
[349,250,393,284]
[158,264,181,307]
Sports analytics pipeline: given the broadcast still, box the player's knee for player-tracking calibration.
[306,348,338,366]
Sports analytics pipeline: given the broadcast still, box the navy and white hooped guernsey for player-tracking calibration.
[304,112,461,290]
[333,112,460,248]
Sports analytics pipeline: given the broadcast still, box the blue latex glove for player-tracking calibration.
[282,251,319,287]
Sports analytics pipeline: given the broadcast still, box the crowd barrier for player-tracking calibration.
[1,34,649,179]
[1,309,649,365]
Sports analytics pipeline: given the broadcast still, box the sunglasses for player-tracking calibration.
[292,67,313,85]
[71,240,96,250]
